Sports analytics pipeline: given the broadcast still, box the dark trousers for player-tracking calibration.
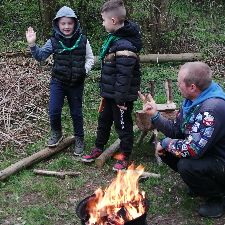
[161,152,225,197]
[95,98,134,156]
[49,78,84,137]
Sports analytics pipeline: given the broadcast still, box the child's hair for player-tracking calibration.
[101,0,126,23]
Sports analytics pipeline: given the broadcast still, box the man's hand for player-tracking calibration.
[26,27,36,46]
[155,142,165,156]
[138,91,158,116]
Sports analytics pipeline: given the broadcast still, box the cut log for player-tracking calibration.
[135,103,177,132]
[95,125,139,168]
[1,52,202,64]
[33,169,81,179]
[139,53,203,63]
[95,139,120,168]
[135,110,153,132]
[0,136,75,181]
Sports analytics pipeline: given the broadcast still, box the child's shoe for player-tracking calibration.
[112,158,128,171]
[48,130,63,147]
[74,136,84,156]
[81,147,102,162]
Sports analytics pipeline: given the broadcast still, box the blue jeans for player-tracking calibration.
[49,78,84,137]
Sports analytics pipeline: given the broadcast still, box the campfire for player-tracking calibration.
[76,164,148,225]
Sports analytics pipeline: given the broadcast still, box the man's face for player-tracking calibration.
[177,69,193,99]
[58,17,75,36]
[101,12,115,33]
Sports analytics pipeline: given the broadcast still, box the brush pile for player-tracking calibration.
[0,55,50,152]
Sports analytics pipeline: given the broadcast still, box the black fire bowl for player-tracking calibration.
[76,194,149,225]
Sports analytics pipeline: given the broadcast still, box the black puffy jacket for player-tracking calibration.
[51,33,87,86]
[100,20,142,105]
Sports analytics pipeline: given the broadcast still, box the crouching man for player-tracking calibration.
[140,61,225,218]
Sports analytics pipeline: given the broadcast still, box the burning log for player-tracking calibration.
[76,164,149,225]
[0,136,75,181]
[33,169,81,179]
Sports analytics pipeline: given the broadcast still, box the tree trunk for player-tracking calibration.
[39,0,57,40]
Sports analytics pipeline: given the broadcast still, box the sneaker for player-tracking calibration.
[74,136,84,156]
[198,196,225,218]
[48,130,63,147]
[81,147,102,162]
[113,159,128,171]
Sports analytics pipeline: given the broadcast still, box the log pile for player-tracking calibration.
[0,56,50,151]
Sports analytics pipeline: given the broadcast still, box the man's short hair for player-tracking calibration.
[101,0,126,23]
[181,62,212,91]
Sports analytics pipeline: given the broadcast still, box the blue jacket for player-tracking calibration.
[153,82,225,162]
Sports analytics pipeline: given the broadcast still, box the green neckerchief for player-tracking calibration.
[59,34,82,54]
[99,34,120,61]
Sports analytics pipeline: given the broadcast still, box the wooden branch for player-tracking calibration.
[95,139,120,168]
[153,129,162,165]
[165,79,173,103]
[136,130,148,146]
[0,136,75,181]
[95,125,139,168]
[124,170,161,179]
[148,80,155,97]
[33,169,81,179]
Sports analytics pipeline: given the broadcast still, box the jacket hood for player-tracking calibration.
[113,20,142,51]
[52,6,80,38]
[182,81,225,117]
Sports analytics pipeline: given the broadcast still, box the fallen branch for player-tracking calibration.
[33,169,81,179]
[95,125,139,168]
[124,170,161,179]
[0,136,75,181]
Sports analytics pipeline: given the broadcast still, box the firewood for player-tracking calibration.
[33,169,81,179]
[124,170,161,179]
[0,136,75,181]
[95,126,139,168]
[139,53,203,63]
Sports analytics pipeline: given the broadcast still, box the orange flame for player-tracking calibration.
[86,164,146,224]
[113,152,126,161]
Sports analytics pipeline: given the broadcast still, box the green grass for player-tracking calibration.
[1,64,225,224]
[0,64,224,225]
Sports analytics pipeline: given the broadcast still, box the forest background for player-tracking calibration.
[1,0,225,225]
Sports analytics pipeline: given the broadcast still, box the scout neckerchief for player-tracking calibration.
[59,34,82,54]
[99,34,120,61]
